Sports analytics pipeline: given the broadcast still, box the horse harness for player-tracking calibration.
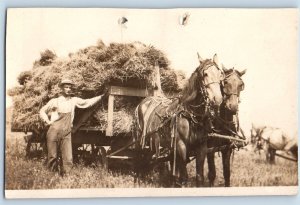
[185,62,224,124]
[139,62,224,152]
[209,70,247,150]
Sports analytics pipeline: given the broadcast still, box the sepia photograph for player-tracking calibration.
[5,8,298,198]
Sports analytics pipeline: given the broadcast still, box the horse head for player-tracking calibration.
[250,123,265,150]
[221,66,246,114]
[181,54,224,110]
[198,54,224,107]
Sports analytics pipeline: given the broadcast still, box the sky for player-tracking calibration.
[6,8,298,136]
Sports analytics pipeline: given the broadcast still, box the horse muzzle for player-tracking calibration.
[206,84,223,107]
[224,94,239,113]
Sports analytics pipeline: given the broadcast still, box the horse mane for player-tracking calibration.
[180,59,212,104]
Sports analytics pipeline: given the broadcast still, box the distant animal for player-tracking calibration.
[251,124,298,163]
[134,53,224,187]
[206,66,246,187]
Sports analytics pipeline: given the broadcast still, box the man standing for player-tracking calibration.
[40,79,104,176]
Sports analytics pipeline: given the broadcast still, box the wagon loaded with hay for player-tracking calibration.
[9,41,185,168]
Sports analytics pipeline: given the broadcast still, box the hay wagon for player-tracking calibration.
[11,85,247,169]
[11,85,155,169]
[10,65,248,172]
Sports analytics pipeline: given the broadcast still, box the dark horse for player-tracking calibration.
[206,66,246,187]
[134,54,224,187]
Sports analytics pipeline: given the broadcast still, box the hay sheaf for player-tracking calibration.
[9,40,186,133]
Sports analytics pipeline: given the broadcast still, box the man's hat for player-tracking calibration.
[59,79,75,87]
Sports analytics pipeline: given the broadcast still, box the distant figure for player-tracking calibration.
[40,79,104,176]
[250,123,298,163]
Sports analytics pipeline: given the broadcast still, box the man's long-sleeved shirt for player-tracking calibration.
[39,95,102,127]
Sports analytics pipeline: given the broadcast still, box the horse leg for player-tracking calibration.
[207,152,216,187]
[133,141,147,186]
[264,142,270,163]
[221,148,232,187]
[153,133,160,159]
[177,139,188,187]
[133,148,142,186]
[172,117,189,187]
[270,148,276,164]
[195,141,207,187]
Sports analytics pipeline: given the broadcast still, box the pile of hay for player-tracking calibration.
[9,40,186,134]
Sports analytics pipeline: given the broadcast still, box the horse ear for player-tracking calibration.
[222,64,229,72]
[239,69,247,76]
[197,52,203,63]
[213,54,221,68]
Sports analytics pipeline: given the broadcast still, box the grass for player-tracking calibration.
[186,149,298,187]
[5,128,298,190]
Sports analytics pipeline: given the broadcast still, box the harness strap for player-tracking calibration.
[141,108,177,149]
[172,114,177,176]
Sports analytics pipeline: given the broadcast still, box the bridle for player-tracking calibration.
[201,64,224,88]
[212,70,245,137]
[187,62,223,119]
[222,71,244,101]
[199,62,224,105]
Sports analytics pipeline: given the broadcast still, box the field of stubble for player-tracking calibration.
[5,128,298,190]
